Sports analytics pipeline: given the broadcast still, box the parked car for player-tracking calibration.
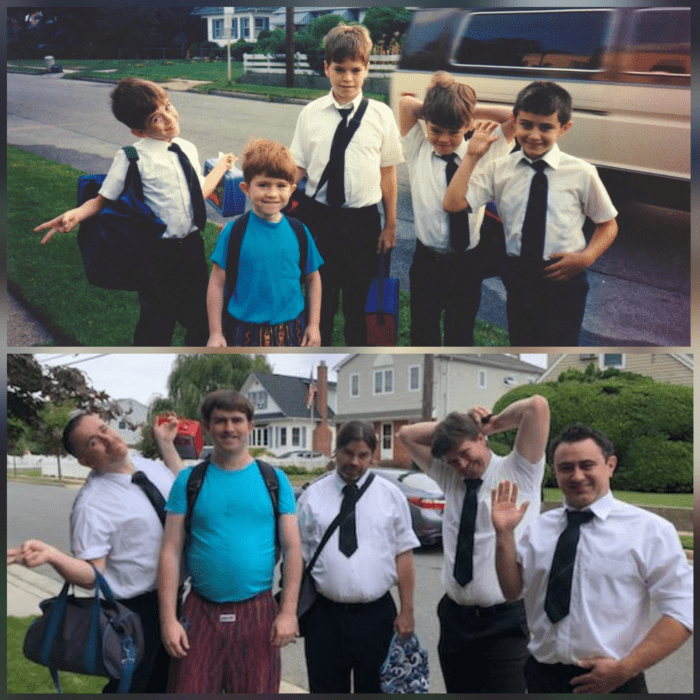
[278,450,325,459]
[295,467,445,546]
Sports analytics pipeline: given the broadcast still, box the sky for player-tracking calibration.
[36,353,547,407]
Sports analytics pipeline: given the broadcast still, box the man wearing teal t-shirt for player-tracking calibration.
[158,390,302,693]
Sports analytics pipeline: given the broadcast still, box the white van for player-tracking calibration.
[391,7,690,210]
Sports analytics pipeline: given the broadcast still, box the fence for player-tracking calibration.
[244,52,399,77]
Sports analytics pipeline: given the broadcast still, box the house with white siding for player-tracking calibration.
[107,398,149,446]
[334,354,544,466]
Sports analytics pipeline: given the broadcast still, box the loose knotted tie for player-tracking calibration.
[438,152,470,252]
[168,141,206,230]
[326,107,353,207]
[520,159,548,263]
[132,470,166,526]
[453,478,482,585]
[338,481,359,557]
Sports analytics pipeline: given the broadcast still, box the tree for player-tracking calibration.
[363,8,413,52]
[166,354,272,420]
[491,369,692,493]
[296,13,346,73]
[37,401,76,480]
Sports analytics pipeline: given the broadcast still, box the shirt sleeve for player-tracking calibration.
[304,225,324,274]
[290,104,311,170]
[70,496,112,560]
[401,121,425,164]
[165,466,193,515]
[210,221,232,269]
[466,159,497,211]
[275,469,297,515]
[98,148,130,201]
[379,103,405,167]
[392,485,421,553]
[582,165,619,223]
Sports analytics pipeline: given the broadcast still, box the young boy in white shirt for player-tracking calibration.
[399,72,516,346]
[290,24,404,346]
[444,80,618,346]
[35,77,235,347]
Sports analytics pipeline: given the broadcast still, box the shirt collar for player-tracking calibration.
[136,136,178,153]
[520,142,561,170]
[334,468,371,492]
[563,489,615,521]
[432,138,468,162]
[327,90,364,114]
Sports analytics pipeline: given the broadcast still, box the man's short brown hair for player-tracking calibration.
[430,412,482,458]
[241,138,297,185]
[323,23,372,66]
[422,72,477,131]
[200,390,254,424]
[110,77,169,130]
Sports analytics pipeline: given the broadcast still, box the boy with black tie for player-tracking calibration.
[290,24,404,346]
[35,78,235,346]
[444,81,618,346]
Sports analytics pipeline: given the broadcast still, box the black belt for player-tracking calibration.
[158,230,201,245]
[415,238,470,261]
[448,596,523,619]
[299,191,379,220]
[318,590,391,610]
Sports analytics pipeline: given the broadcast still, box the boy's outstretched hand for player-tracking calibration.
[466,120,500,159]
[301,324,321,347]
[34,208,82,244]
[206,332,227,348]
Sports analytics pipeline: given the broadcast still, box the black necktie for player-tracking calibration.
[439,153,470,252]
[544,510,595,623]
[338,482,359,557]
[453,478,482,586]
[132,471,166,526]
[520,159,548,263]
[168,142,206,230]
[326,107,353,207]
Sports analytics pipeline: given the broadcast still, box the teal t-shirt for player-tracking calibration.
[210,211,323,324]
[166,460,296,602]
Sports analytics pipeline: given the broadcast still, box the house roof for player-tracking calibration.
[335,354,545,374]
[192,7,278,16]
[249,371,336,420]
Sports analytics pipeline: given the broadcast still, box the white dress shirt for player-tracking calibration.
[517,491,694,664]
[297,469,419,603]
[290,91,404,208]
[71,454,175,599]
[99,136,206,239]
[466,143,618,260]
[429,449,544,607]
[403,122,511,252]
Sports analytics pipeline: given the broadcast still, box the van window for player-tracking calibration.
[453,10,612,71]
[621,8,690,76]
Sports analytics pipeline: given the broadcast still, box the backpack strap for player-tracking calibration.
[121,145,144,201]
[184,459,210,538]
[285,215,308,286]
[256,460,281,563]
[223,210,252,315]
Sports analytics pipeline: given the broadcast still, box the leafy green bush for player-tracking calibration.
[255,29,286,57]
[492,370,692,493]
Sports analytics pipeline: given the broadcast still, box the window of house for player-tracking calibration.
[478,370,487,389]
[382,423,392,450]
[247,390,267,410]
[454,10,612,71]
[301,426,307,448]
[280,427,287,447]
[241,17,250,39]
[622,8,690,76]
[601,354,624,369]
[212,18,224,39]
[409,365,421,391]
[231,18,238,40]
[292,427,301,446]
[350,373,360,398]
[119,420,126,430]
[255,17,269,33]
[374,369,394,395]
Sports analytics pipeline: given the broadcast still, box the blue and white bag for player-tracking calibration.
[379,632,429,693]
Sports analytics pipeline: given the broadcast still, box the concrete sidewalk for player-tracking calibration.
[7,566,308,693]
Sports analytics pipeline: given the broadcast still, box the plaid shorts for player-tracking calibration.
[224,311,306,347]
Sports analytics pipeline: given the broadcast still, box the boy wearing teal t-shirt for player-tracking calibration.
[158,390,302,694]
[206,139,323,347]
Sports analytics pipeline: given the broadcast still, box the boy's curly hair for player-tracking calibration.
[422,72,477,131]
[110,78,169,130]
[241,138,297,185]
[323,23,372,66]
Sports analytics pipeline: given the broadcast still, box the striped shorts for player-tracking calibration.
[224,311,306,347]
[167,588,281,694]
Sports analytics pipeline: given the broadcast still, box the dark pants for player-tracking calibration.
[525,655,648,693]
[304,592,396,693]
[292,193,381,346]
[133,231,209,346]
[502,256,589,346]
[437,594,529,693]
[103,590,170,693]
[409,239,483,346]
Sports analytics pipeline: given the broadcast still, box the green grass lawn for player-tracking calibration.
[8,146,510,347]
[543,487,692,509]
[7,616,106,693]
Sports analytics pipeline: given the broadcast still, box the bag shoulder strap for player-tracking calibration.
[306,472,375,573]
[313,97,369,200]
[121,145,144,201]
[185,459,210,537]
[223,210,252,313]
[257,460,282,563]
[285,215,309,286]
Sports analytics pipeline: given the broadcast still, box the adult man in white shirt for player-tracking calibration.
[397,395,550,692]
[297,421,419,693]
[7,412,183,693]
[492,424,693,693]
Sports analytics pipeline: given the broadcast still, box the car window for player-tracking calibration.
[453,10,612,71]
